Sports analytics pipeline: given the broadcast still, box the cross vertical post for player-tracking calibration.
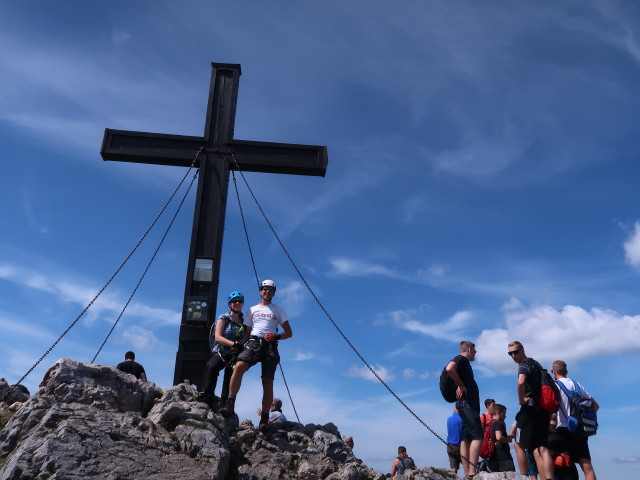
[100,63,328,386]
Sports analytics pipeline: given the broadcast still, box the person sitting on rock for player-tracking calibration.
[116,351,147,381]
[343,435,354,449]
[199,291,249,410]
[390,446,416,477]
[256,397,287,424]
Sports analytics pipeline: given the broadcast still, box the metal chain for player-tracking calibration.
[231,168,301,424]
[229,152,473,466]
[11,148,205,390]
[232,171,260,291]
[91,168,200,363]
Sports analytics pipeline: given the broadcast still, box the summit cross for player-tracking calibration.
[101,63,328,385]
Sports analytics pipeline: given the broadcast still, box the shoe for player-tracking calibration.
[259,420,270,433]
[219,398,235,417]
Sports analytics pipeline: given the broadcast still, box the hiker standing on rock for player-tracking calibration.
[508,341,553,480]
[445,341,483,479]
[199,291,249,410]
[220,279,292,433]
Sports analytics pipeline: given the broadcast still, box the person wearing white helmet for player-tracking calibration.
[220,279,292,433]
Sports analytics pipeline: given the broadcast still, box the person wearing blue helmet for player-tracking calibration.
[220,279,293,433]
[199,290,249,410]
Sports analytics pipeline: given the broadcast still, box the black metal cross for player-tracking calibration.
[101,63,328,386]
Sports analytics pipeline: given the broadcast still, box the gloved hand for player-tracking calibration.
[264,333,277,342]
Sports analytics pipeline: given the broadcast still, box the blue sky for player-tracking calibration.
[1,1,640,477]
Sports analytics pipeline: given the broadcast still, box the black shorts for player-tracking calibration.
[236,338,280,379]
[515,405,550,450]
[548,427,591,461]
[458,405,483,441]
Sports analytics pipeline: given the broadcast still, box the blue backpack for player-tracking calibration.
[555,380,598,436]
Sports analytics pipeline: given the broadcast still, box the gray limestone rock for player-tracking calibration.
[0,358,475,480]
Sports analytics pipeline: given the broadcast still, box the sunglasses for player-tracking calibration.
[507,349,521,357]
[230,299,244,304]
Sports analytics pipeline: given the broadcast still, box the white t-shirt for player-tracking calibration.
[269,410,287,423]
[556,377,592,428]
[245,303,288,337]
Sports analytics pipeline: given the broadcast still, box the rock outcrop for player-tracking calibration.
[0,359,525,479]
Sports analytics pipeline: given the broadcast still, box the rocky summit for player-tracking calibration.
[0,359,525,480]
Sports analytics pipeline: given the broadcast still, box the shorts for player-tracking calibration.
[236,337,280,379]
[548,427,591,462]
[447,443,461,470]
[458,405,483,441]
[515,405,550,450]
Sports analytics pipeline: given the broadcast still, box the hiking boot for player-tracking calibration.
[219,398,235,417]
[259,419,270,434]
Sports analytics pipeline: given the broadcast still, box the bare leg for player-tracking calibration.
[460,440,471,476]
[533,446,553,480]
[261,377,274,417]
[228,361,250,396]
[578,458,596,480]
[514,441,529,475]
[468,439,481,474]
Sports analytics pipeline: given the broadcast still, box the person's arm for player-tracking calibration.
[265,321,292,342]
[214,317,236,348]
[495,428,510,443]
[445,360,467,399]
[517,373,527,405]
[140,371,148,382]
[390,458,399,477]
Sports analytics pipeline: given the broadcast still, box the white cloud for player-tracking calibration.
[476,300,640,374]
[294,352,314,361]
[403,368,415,380]
[329,258,401,279]
[389,307,474,342]
[623,222,640,267]
[612,456,640,464]
[346,363,395,383]
[120,325,162,352]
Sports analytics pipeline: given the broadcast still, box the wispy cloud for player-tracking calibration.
[623,222,640,267]
[346,363,395,383]
[120,325,164,352]
[388,308,474,342]
[612,456,640,464]
[0,262,181,326]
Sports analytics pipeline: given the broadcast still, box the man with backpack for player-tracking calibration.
[446,341,483,479]
[390,446,416,477]
[508,341,553,480]
[550,360,598,480]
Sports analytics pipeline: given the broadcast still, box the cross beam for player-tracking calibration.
[100,63,328,386]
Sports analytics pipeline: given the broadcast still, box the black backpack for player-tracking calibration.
[396,456,416,475]
[439,366,457,403]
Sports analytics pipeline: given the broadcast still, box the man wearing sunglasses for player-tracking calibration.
[507,341,553,480]
[220,279,293,434]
